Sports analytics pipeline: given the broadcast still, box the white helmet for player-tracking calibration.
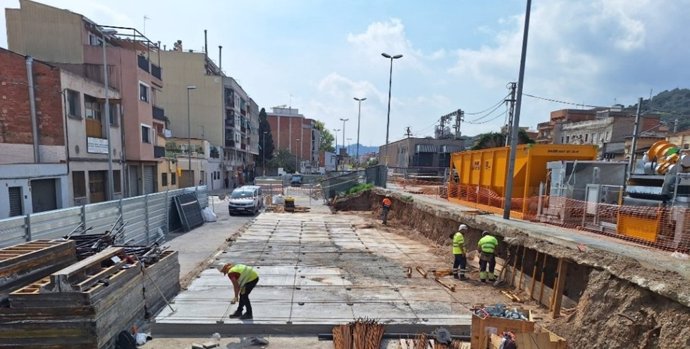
[458,224,468,231]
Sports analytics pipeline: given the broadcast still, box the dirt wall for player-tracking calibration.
[334,189,690,349]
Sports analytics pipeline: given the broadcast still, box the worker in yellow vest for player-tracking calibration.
[220,263,259,320]
[477,231,499,283]
[449,224,468,280]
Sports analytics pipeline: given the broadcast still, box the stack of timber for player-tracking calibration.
[0,240,77,303]
[0,246,180,349]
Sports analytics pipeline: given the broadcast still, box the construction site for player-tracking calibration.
[2,141,690,349]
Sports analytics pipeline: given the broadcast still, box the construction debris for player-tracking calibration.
[471,304,535,349]
[398,333,469,349]
[332,318,385,349]
[434,277,456,292]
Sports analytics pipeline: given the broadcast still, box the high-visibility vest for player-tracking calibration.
[229,264,258,287]
[478,235,498,254]
[452,232,465,255]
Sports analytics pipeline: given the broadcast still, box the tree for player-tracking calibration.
[258,108,275,161]
[267,149,297,173]
[314,120,335,152]
[472,129,534,150]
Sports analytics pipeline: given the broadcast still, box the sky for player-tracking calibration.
[2,0,689,147]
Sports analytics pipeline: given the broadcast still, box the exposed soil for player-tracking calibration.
[333,189,690,349]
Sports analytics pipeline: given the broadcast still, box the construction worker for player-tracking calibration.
[220,262,259,320]
[381,194,392,225]
[477,231,499,283]
[449,224,468,280]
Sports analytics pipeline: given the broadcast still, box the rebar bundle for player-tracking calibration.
[332,318,385,349]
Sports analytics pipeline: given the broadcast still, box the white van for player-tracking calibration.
[228,185,263,215]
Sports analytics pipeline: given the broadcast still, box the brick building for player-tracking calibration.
[266,107,321,172]
[0,48,69,217]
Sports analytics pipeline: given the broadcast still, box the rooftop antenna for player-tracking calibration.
[143,15,150,36]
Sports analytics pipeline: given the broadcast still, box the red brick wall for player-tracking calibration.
[0,49,64,146]
[267,115,311,160]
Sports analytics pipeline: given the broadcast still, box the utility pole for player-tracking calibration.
[354,97,366,166]
[454,110,463,139]
[628,97,643,180]
[505,82,517,146]
[503,0,532,220]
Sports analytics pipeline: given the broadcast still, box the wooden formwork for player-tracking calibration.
[0,246,180,349]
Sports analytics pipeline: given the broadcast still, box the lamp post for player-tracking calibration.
[100,27,116,200]
[262,131,267,176]
[333,128,340,171]
[339,119,348,171]
[295,138,300,173]
[381,53,403,166]
[353,97,366,167]
[186,85,197,187]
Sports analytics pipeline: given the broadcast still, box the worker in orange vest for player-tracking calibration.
[381,194,392,225]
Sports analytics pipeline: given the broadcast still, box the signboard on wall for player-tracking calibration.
[87,137,109,154]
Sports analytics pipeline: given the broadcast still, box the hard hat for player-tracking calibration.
[482,231,490,236]
[218,263,233,275]
[458,224,468,231]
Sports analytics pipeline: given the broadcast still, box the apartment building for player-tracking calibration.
[0,48,69,218]
[266,107,321,172]
[157,49,258,189]
[61,67,124,205]
[165,137,223,191]
[6,0,166,197]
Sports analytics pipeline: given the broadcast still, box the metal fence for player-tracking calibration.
[0,186,209,249]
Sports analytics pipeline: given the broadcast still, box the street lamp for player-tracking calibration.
[381,52,403,165]
[262,131,267,176]
[186,85,197,187]
[295,138,300,173]
[333,128,340,171]
[353,97,366,167]
[339,118,348,171]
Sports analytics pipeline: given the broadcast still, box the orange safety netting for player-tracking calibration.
[446,183,690,252]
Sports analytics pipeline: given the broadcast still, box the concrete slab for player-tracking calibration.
[153,192,474,337]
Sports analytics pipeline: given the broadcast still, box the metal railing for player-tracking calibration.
[0,186,209,249]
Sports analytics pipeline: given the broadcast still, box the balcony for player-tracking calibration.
[154,145,165,158]
[225,140,236,148]
[225,118,235,128]
[152,105,166,122]
[151,64,162,80]
[137,55,150,73]
[241,143,246,150]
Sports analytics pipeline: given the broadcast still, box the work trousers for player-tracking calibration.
[381,206,390,224]
[237,278,259,314]
[478,253,496,281]
[453,254,466,278]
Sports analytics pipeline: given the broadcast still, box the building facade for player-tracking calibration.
[61,69,124,205]
[379,137,465,175]
[266,107,321,172]
[0,48,69,218]
[7,0,166,197]
[157,49,259,189]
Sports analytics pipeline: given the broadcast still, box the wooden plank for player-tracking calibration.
[529,252,539,300]
[550,258,568,318]
[43,247,123,293]
[510,246,520,287]
[538,253,548,305]
[517,247,526,290]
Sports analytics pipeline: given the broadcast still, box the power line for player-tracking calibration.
[523,93,603,108]
[465,101,506,123]
[464,94,511,115]
[465,108,508,125]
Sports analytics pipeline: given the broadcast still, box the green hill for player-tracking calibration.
[628,88,690,132]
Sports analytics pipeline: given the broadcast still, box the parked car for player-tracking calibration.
[290,174,303,187]
[228,186,262,215]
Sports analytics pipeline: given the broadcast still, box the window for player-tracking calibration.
[88,33,102,46]
[113,170,121,193]
[584,134,588,142]
[109,103,119,126]
[139,82,149,102]
[684,144,689,150]
[66,90,81,118]
[141,124,151,143]
[8,187,23,217]
[605,131,609,141]
[171,172,177,185]
[161,173,168,186]
[84,95,102,120]
[72,171,86,199]
[566,136,570,143]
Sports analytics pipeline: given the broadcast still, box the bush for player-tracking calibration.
[345,183,374,195]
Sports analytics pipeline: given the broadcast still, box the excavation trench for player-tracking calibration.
[333,189,690,348]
